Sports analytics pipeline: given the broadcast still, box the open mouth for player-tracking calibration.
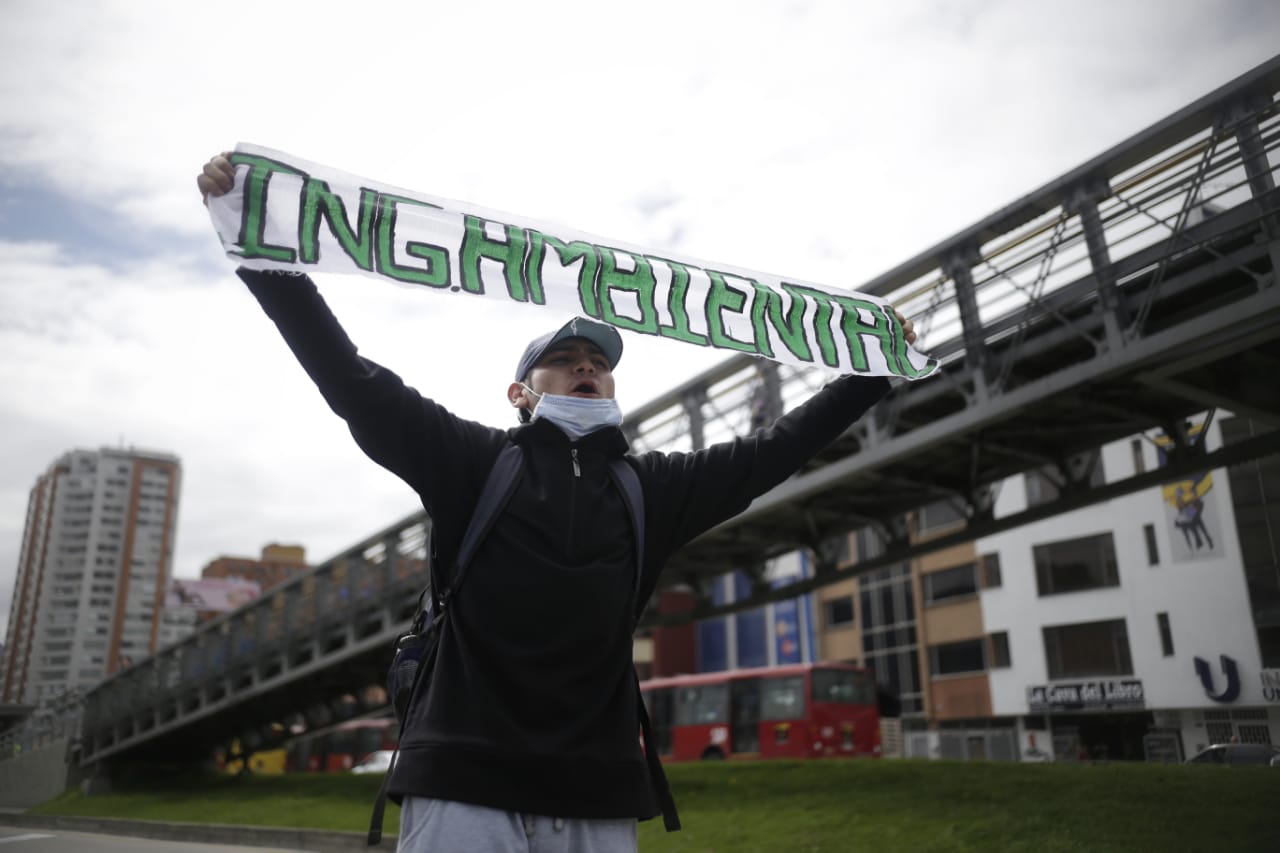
[570,381,598,396]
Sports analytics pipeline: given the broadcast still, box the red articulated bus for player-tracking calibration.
[640,662,881,761]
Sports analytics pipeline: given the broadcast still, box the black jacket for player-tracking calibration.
[240,268,890,820]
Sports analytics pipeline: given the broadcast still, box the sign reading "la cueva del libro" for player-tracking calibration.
[1027,680,1145,712]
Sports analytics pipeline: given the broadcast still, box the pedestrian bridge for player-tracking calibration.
[53,55,1280,771]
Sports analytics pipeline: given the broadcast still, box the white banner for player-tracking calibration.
[208,144,938,380]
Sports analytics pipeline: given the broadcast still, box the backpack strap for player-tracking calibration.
[608,458,681,832]
[607,459,646,608]
[635,670,681,831]
[439,443,526,607]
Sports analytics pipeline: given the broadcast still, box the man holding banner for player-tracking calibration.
[199,151,918,852]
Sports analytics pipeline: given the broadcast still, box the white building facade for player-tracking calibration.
[978,415,1278,762]
[1,448,182,705]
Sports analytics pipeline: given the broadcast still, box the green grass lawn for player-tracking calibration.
[32,759,1279,852]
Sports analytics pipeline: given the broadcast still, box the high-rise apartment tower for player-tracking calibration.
[1,447,181,704]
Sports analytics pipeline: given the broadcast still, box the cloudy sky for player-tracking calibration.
[1,0,1277,637]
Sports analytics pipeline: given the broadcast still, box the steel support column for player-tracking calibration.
[681,388,707,451]
[1225,93,1280,283]
[750,362,784,431]
[1069,179,1128,348]
[945,247,989,401]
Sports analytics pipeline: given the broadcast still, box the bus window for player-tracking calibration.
[811,668,876,705]
[730,678,762,753]
[761,676,806,721]
[675,683,729,725]
[644,688,675,756]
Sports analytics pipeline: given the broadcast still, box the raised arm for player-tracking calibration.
[196,152,505,509]
[639,372,890,561]
[636,310,912,582]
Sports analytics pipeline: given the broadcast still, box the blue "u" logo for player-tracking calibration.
[1194,654,1241,703]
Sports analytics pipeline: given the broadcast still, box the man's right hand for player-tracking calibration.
[196,152,235,205]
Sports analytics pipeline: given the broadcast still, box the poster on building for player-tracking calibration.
[770,552,815,666]
[773,597,803,665]
[165,578,262,612]
[1155,423,1224,563]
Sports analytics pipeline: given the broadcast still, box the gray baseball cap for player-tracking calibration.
[515,317,623,381]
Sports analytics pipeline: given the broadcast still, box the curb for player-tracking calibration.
[0,813,397,852]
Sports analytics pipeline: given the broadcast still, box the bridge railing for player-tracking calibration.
[0,690,81,762]
[78,514,430,762]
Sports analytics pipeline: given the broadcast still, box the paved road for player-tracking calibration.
[0,826,313,852]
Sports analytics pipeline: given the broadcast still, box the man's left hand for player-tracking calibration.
[891,307,917,346]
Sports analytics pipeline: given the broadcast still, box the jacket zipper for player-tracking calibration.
[568,448,580,556]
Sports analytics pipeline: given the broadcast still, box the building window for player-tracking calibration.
[1043,619,1133,679]
[822,534,852,567]
[923,563,978,604]
[859,563,923,716]
[989,632,1011,668]
[1157,612,1174,657]
[1205,721,1234,745]
[980,553,1002,588]
[1026,468,1057,507]
[824,596,855,628]
[1143,524,1159,566]
[929,639,986,676]
[1034,532,1120,596]
[918,499,965,533]
[1238,724,1272,745]
[1131,439,1145,474]
[1026,457,1105,507]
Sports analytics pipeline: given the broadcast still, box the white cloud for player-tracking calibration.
[1,0,1278,637]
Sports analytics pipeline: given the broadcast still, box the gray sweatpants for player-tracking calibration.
[397,796,638,853]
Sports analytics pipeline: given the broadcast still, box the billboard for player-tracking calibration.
[165,577,261,612]
[1155,423,1224,563]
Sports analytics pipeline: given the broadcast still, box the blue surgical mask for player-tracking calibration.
[523,385,623,440]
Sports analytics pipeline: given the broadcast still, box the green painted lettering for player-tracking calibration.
[460,215,529,297]
[831,296,888,372]
[374,194,450,288]
[227,152,304,263]
[775,283,839,367]
[649,257,709,346]
[831,298,935,378]
[750,282,814,362]
[705,271,757,354]
[527,230,599,310]
[298,179,377,270]
[598,247,659,334]
[884,302,935,378]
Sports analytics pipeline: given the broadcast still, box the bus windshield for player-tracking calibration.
[811,668,876,705]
